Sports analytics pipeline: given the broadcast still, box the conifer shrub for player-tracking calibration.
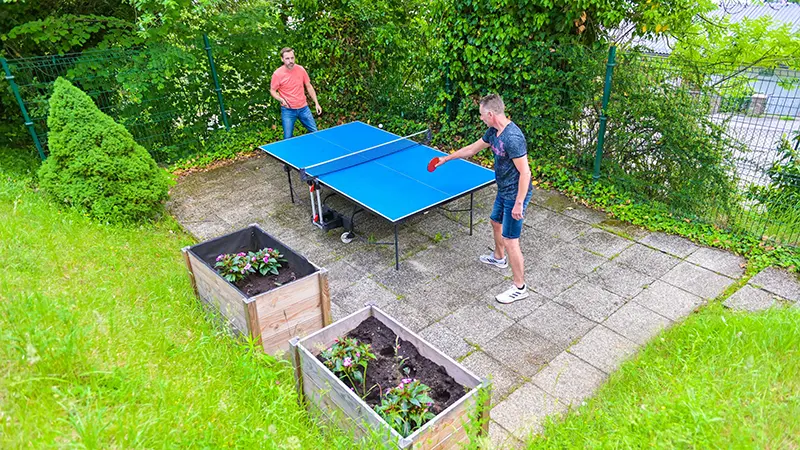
[38,78,172,224]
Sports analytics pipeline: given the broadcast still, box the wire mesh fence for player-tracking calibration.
[1,39,225,163]
[600,51,800,246]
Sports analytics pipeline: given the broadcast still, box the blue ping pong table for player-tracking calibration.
[259,121,495,269]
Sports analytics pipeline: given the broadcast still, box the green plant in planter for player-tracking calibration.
[249,247,286,276]
[375,378,435,437]
[321,337,377,398]
[214,252,253,283]
[214,247,287,282]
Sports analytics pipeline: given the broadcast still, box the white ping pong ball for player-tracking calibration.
[378,124,383,129]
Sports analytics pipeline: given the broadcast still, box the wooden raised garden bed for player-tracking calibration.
[291,304,490,449]
[182,223,331,355]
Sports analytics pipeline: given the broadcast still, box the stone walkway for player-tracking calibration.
[168,153,800,448]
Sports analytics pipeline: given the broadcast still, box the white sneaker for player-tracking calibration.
[495,284,529,304]
[480,253,508,269]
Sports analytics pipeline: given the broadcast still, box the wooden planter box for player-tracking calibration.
[182,223,331,355]
[291,305,490,449]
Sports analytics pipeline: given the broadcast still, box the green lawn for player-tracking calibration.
[528,302,800,449]
[0,147,364,448]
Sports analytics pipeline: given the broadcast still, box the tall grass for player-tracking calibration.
[0,147,362,448]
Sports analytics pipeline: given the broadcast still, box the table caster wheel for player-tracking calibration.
[341,232,355,243]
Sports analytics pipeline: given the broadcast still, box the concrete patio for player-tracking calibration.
[168,152,800,448]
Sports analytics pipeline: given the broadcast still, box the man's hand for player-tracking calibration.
[279,97,288,108]
[435,155,448,168]
[511,202,524,220]
[315,103,322,115]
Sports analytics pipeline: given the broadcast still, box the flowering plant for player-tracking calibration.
[249,247,286,276]
[375,378,435,436]
[214,252,253,283]
[214,247,286,282]
[320,337,376,397]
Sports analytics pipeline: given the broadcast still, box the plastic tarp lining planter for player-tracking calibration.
[182,223,331,355]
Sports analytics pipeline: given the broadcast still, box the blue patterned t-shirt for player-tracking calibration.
[482,122,528,199]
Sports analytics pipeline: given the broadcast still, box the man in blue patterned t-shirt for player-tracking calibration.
[437,94,533,304]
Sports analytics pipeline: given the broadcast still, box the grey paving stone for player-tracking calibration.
[639,232,699,258]
[531,352,607,406]
[587,261,655,299]
[524,204,561,227]
[378,298,436,333]
[568,325,638,374]
[438,259,508,298]
[532,214,593,242]
[596,219,651,240]
[614,243,681,278]
[330,300,347,322]
[489,421,524,450]
[554,280,625,323]
[418,322,472,360]
[481,286,548,321]
[344,246,395,274]
[603,301,673,345]
[331,276,397,314]
[662,261,734,300]
[483,325,561,378]
[461,351,524,403]
[573,228,633,258]
[723,285,779,312]
[490,383,568,440]
[518,301,595,348]
[686,246,746,279]
[529,187,564,208]
[524,261,583,299]
[521,229,566,260]
[401,277,482,322]
[439,304,514,346]
[561,204,608,225]
[749,267,800,302]
[372,258,438,296]
[185,219,229,241]
[542,242,608,276]
[325,259,369,297]
[633,280,704,321]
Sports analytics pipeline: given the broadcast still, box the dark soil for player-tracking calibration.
[233,263,298,296]
[316,316,467,415]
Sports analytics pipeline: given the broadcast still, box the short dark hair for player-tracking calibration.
[280,47,295,58]
[479,94,505,114]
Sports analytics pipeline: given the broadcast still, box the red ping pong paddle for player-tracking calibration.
[427,157,440,172]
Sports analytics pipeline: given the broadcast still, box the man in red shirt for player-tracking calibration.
[270,47,323,139]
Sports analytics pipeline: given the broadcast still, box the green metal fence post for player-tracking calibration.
[202,34,230,131]
[593,45,617,182]
[1,58,47,160]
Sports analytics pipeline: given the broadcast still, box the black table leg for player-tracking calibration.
[394,223,399,270]
[469,192,474,236]
[283,165,294,203]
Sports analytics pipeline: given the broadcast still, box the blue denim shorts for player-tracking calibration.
[490,190,533,239]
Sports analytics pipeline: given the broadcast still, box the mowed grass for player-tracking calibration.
[0,148,360,448]
[528,302,800,449]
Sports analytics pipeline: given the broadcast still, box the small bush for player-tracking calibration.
[38,78,172,224]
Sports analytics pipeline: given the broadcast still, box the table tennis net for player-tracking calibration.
[300,129,431,180]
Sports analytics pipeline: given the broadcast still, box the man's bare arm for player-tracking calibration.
[270,88,287,107]
[306,81,321,114]
[437,138,490,166]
